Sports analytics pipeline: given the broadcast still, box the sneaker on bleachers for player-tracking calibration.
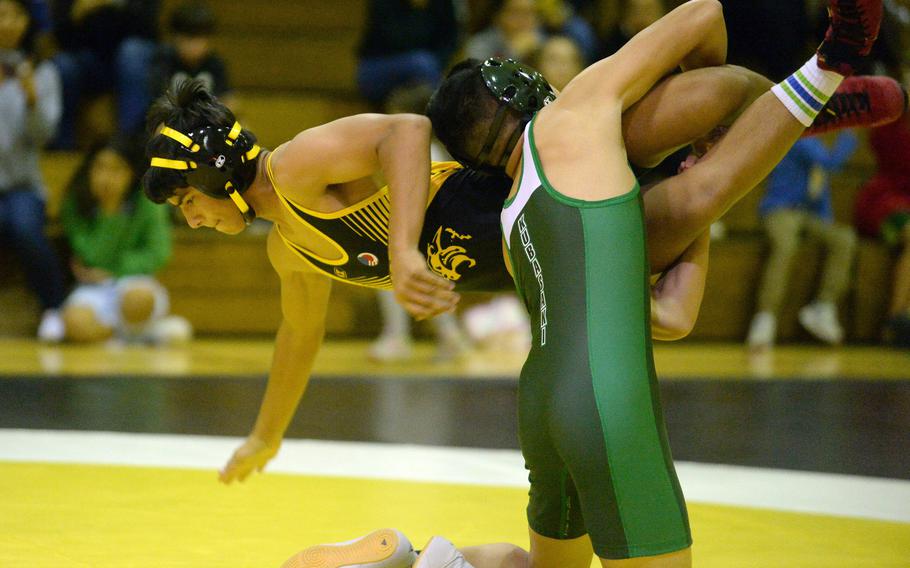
[799,301,844,345]
[747,311,777,351]
[37,309,65,343]
[368,334,413,362]
[434,330,471,362]
[148,315,194,345]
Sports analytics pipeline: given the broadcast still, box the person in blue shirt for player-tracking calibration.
[748,131,859,349]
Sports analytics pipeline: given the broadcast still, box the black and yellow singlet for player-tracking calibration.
[267,155,513,291]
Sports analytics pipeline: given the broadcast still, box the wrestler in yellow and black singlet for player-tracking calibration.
[267,157,513,292]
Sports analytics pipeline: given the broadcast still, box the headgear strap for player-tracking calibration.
[150,120,260,225]
[470,58,555,174]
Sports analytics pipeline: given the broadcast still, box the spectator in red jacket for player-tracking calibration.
[855,114,910,346]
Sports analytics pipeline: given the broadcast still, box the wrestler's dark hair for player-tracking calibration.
[142,79,257,204]
[427,59,515,167]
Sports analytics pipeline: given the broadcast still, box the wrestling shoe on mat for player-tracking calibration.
[280,528,416,568]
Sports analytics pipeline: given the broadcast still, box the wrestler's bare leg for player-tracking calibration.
[644,90,806,274]
[622,66,903,275]
[622,65,772,168]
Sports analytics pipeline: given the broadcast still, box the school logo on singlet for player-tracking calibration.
[518,214,547,346]
[426,227,477,281]
[357,252,379,267]
[214,155,226,168]
[334,267,348,279]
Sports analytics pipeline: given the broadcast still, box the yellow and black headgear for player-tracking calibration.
[150,121,261,225]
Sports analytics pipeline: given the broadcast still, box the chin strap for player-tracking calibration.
[225,181,256,226]
[499,117,529,167]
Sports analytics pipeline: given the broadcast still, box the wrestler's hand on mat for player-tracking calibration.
[391,248,459,320]
[219,435,279,484]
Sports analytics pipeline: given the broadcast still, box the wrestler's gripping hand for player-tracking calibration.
[219,435,279,484]
[391,248,460,320]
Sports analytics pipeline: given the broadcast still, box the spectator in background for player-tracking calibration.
[597,0,666,58]
[369,84,470,362]
[356,0,458,108]
[0,0,67,341]
[748,132,858,351]
[59,136,190,344]
[528,34,584,90]
[24,0,53,58]
[535,0,598,62]
[465,0,544,62]
[855,115,910,347]
[50,0,160,148]
[467,0,597,63]
[148,0,235,113]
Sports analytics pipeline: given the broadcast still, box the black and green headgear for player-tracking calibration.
[470,58,555,172]
[150,120,261,225]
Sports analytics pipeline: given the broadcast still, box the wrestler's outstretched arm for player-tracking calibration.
[219,233,332,484]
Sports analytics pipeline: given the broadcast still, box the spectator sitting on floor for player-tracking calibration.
[49,0,160,148]
[855,114,910,347]
[148,0,236,114]
[0,0,67,341]
[356,0,458,108]
[748,132,859,350]
[59,136,191,344]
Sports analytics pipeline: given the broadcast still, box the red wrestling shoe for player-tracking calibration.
[805,75,908,136]
[816,0,883,76]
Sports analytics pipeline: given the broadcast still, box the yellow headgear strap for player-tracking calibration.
[150,157,197,170]
[159,127,200,152]
[224,182,249,212]
[244,145,261,162]
[225,121,242,146]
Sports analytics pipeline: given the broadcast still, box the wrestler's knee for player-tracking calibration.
[62,305,113,342]
[499,544,530,568]
[120,286,156,324]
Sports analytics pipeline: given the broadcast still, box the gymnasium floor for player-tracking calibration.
[1,338,908,567]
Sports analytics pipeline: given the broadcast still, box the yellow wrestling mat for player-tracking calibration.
[2,461,908,567]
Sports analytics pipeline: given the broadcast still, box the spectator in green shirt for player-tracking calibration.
[60,135,191,343]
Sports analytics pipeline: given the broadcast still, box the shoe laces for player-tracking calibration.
[819,89,871,124]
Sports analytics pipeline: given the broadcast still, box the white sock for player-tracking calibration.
[771,55,844,126]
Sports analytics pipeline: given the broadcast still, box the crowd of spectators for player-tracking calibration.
[1,0,908,347]
[1,0,211,343]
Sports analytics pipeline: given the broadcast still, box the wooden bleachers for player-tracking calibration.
[196,0,366,95]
